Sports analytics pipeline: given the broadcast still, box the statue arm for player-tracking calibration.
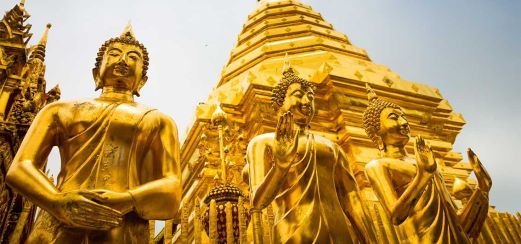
[248,137,287,210]
[365,160,433,225]
[128,113,182,220]
[336,148,377,243]
[7,103,123,230]
[458,188,489,239]
[366,136,437,225]
[6,103,61,210]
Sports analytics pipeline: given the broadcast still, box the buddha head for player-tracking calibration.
[271,67,316,127]
[92,24,149,96]
[362,84,410,151]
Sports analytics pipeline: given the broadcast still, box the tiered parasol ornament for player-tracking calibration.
[199,105,250,244]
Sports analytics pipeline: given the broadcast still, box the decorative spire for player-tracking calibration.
[40,23,51,46]
[20,0,26,6]
[282,52,292,72]
[281,53,299,78]
[119,21,137,41]
[366,83,378,102]
[212,104,228,183]
[29,23,51,61]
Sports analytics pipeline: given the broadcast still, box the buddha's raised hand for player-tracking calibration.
[414,135,437,174]
[468,148,492,193]
[274,111,300,169]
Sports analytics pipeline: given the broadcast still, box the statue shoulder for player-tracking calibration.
[38,99,83,116]
[247,133,275,152]
[121,102,155,115]
[312,134,338,149]
[310,133,345,159]
[366,157,414,174]
[365,158,388,171]
[139,109,178,131]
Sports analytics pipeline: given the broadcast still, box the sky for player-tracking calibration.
[1,0,520,233]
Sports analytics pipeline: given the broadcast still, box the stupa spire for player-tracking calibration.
[29,23,51,61]
[39,23,51,46]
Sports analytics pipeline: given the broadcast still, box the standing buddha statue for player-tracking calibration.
[362,84,491,243]
[246,67,376,243]
[6,25,182,243]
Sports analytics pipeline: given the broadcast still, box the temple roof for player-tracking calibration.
[216,0,369,88]
[182,0,467,178]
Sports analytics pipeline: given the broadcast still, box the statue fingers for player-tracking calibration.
[71,216,120,230]
[70,214,122,231]
[284,111,293,137]
[413,137,419,159]
[419,136,427,151]
[418,136,425,149]
[425,141,434,155]
[91,189,109,195]
[468,148,492,191]
[71,211,121,225]
[77,200,122,218]
[414,136,422,157]
[280,112,289,140]
[291,127,300,153]
[467,148,483,173]
[275,113,284,141]
[77,204,123,221]
[285,111,294,140]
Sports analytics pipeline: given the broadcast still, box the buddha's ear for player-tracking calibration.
[92,68,102,91]
[133,75,148,97]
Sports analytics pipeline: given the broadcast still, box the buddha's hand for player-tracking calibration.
[414,135,437,174]
[274,111,300,169]
[51,189,123,230]
[468,148,492,193]
[92,189,134,215]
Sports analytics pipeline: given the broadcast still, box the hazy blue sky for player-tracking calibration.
[1,0,519,231]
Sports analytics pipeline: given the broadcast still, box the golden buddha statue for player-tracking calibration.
[362,85,491,243]
[6,25,181,243]
[246,67,376,243]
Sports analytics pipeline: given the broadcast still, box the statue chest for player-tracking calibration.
[287,137,336,175]
[58,102,150,192]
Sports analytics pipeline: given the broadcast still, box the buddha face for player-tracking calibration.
[96,42,145,92]
[280,83,315,126]
[378,107,410,147]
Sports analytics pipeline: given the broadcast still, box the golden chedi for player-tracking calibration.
[363,85,491,243]
[246,67,376,243]
[6,25,182,243]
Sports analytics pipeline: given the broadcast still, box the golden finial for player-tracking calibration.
[20,0,25,6]
[120,21,136,40]
[211,104,227,126]
[282,52,292,71]
[366,83,378,101]
[39,23,52,46]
